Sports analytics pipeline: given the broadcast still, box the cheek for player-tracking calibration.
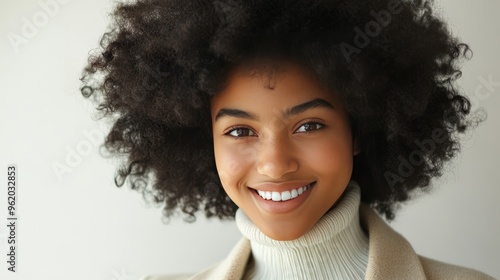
[299,133,354,176]
[213,141,257,189]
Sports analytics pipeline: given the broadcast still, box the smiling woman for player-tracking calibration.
[80,0,494,279]
[211,65,355,241]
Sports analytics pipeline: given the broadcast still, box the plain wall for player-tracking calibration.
[0,0,498,279]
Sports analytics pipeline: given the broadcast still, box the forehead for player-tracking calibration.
[210,63,343,116]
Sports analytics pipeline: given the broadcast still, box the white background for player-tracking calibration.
[0,0,499,279]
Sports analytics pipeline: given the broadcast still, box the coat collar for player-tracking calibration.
[189,204,427,280]
[359,204,427,279]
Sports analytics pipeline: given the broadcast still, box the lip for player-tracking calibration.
[250,182,316,214]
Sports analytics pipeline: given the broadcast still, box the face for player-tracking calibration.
[211,65,356,241]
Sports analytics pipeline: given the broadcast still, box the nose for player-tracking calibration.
[256,136,299,179]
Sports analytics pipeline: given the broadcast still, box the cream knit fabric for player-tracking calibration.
[235,181,369,280]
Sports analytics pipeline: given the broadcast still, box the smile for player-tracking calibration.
[255,182,315,202]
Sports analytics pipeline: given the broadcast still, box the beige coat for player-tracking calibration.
[144,205,494,280]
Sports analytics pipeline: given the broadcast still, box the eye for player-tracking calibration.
[224,127,256,138]
[295,122,325,133]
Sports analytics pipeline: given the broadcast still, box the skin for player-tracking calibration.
[211,64,358,241]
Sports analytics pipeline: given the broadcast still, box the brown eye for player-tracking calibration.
[225,127,256,138]
[295,122,324,133]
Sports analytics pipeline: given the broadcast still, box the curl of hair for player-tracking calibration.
[81,0,480,221]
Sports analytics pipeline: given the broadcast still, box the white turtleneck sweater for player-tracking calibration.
[235,181,369,280]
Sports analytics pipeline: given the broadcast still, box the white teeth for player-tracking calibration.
[265,191,271,200]
[281,191,291,201]
[256,183,313,201]
[272,192,281,201]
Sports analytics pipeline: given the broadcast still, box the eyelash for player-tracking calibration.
[223,126,256,138]
[223,120,326,139]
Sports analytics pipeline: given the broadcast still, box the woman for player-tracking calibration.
[81,0,494,279]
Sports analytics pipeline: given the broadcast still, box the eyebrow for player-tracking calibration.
[214,98,335,122]
[283,98,335,119]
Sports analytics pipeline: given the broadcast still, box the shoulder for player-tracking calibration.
[360,204,494,279]
[144,206,495,280]
[419,256,495,280]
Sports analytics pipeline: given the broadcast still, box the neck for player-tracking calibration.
[235,181,369,280]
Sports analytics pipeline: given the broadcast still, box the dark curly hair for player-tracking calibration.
[81,0,478,221]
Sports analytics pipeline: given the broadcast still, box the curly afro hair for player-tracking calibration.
[81,0,478,221]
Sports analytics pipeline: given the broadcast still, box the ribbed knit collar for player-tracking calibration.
[235,181,369,280]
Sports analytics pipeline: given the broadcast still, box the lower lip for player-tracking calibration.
[250,183,315,214]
